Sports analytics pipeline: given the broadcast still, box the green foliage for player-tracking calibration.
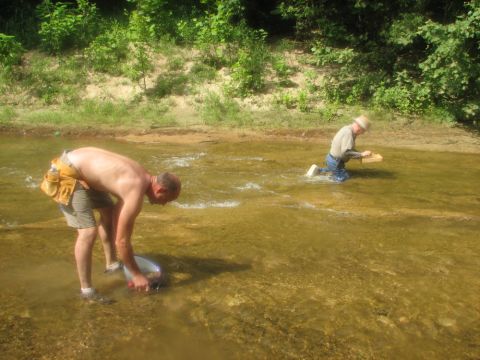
[79,100,130,121]
[200,92,246,125]
[148,72,189,98]
[320,67,386,106]
[272,55,296,87]
[37,0,98,54]
[0,106,16,124]
[275,91,297,109]
[278,0,320,37]
[188,62,217,83]
[85,22,129,75]
[297,90,310,112]
[311,41,355,66]
[417,3,480,120]
[126,10,155,89]
[229,30,269,97]
[0,34,24,68]
[127,0,181,39]
[318,103,339,122]
[183,0,257,67]
[304,70,319,94]
[385,13,425,47]
[274,90,311,112]
[167,56,185,71]
[22,54,85,104]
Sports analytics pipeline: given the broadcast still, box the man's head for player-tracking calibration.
[147,172,181,205]
[352,115,370,135]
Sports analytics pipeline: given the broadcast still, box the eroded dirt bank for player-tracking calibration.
[1,123,479,153]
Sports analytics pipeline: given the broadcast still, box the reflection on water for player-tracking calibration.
[0,135,479,359]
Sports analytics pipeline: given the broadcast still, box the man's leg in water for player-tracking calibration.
[97,207,120,272]
[74,227,97,289]
[322,154,349,182]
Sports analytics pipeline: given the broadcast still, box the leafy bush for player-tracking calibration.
[0,106,16,124]
[148,72,189,98]
[417,3,480,121]
[229,30,269,97]
[230,49,267,96]
[126,0,181,39]
[0,34,24,68]
[385,13,425,47]
[37,0,98,53]
[372,70,432,113]
[187,0,249,67]
[85,22,129,75]
[274,90,311,112]
[126,10,155,89]
[275,92,297,109]
[311,41,355,66]
[22,54,85,104]
[188,62,217,83]
[272,55,296,87]
[167,56,185,71]
[200,92,246,125]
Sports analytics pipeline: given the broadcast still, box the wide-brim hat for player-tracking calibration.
[354,115,370,131]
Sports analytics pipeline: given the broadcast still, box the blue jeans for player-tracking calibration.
[321,154,350,182]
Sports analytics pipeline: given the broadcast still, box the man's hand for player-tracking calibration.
[129,273,150,292]
[361,150,372,157]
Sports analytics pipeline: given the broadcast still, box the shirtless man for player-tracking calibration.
[45,147,181,302]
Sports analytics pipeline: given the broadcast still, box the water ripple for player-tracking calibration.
[173,200,240,209]
[162,152,207,168]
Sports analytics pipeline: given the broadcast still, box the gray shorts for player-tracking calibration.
[58,151,114,229]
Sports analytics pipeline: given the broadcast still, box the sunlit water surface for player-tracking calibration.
[0,134,479,359]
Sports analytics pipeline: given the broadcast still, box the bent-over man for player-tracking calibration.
[41,147,181,303]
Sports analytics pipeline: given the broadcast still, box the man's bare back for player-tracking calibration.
[68,147,150,199]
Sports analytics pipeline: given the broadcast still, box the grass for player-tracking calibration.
[0,105,16,124]
[6,100,175,130]
[199,92,251,127]
[0,41,466,134]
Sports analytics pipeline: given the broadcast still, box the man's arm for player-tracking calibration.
[114,195,150,291]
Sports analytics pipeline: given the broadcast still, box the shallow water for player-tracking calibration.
[0,134,479,359]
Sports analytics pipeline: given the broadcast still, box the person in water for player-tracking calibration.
[321,115,372,182]
[41,147,181,303]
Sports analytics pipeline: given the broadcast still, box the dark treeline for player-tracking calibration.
[0,0,479,124]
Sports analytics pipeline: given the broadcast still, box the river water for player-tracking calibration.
[0,134,478,359]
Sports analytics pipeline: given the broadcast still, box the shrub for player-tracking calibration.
[85,22,129,75]
[188,62,217,83]
[311,40,356,66]
[417,3,480,121]
[148,72,189,98]
[272,55,296,87]
[126,10,155,90]
[200,92,246,125]
[274,90,312,112]
[36,0,98,53]
[229,30,269,97]
[0,34,24,68]
[22,54,85,104]
[127,0,180,39]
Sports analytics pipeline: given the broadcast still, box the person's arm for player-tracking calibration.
[345,149,372,158]
[345,149,363,159]
[114,195,150,291]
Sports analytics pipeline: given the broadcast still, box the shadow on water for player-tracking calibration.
[348,168,396,179]
[143,253,251,288]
